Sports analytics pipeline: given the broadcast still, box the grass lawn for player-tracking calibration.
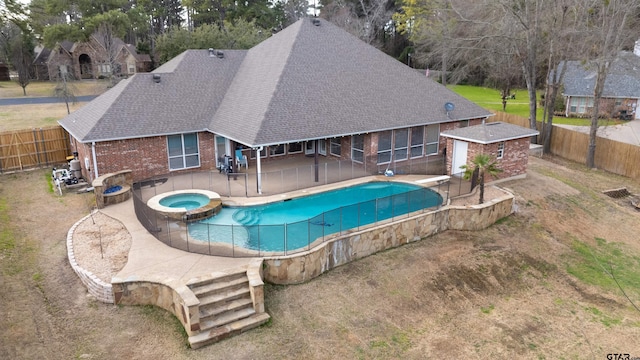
[449,85,623,127]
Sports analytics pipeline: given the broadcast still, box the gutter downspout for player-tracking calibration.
[91,142,99,180]
[256,146,263,195]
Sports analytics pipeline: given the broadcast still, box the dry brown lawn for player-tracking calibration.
[0,80,109,98]
[1,155,640,359]
[0,80,109,131]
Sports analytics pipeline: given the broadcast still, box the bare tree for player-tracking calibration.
[540,1,577,154]
[577,0,640,168]
[10,31,34,96]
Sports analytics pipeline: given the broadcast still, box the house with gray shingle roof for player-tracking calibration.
[60,18,538,190]
[440,122,539,180]
[559,51,640,120]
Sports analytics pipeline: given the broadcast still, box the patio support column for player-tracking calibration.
[314,140,319,182]
[256,146,263,194]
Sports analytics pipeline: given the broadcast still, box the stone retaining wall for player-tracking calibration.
[263,188,515,284]
[66,213,114,303]
[93,170,133,209]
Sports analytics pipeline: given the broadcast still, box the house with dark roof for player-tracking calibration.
[59,18,535,190]
[559,51,640,120]
[33,34,152,81]
[441,122,539,180]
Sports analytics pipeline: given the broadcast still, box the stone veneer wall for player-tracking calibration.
[263,189,515,285]
[110,259,266,337]
[66,213,114,303]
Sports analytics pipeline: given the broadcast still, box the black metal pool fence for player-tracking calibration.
[133,180,449,257]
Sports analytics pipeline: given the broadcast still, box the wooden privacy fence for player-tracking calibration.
[0,126,71,173]
[490,111,640,180]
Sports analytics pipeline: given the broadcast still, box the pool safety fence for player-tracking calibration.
[133,183,448,257]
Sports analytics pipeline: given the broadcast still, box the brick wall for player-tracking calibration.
[444,137,531,180]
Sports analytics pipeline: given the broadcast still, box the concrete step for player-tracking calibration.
[190,275,248,298]
[198,286,251,309]
[199,297,253,319]
[200,307,256,331]
[189,313,271,349]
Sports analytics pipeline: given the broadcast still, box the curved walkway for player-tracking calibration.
[102,199,252,286]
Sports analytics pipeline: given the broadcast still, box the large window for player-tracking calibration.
[330,138,342,157]
[269,144,285,157]
[410,127,424,158]
[425,124,439,155]
[250,147,267,159]
[393,129,408,161]
[288,142,303,154]
[569,97,594,114]
[167,133,199,170]
[352,134,364,163]
[377,131,392,164]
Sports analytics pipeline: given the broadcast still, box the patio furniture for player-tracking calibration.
[236,149,248,169]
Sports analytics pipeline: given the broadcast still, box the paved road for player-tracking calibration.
[0,95,97,106]
[556,119,640,146]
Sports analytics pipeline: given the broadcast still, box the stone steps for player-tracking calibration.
[187,270,270,349]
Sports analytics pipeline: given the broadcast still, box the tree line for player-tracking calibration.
[2,0,640,164]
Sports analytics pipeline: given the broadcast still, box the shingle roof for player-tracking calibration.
[440,122,539,144]
[60,18,491,145]
[560,52,640,98]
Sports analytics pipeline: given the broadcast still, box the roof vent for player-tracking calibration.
[312,18,321,26]
[208,48,215,57]
[216,50,224,59]
[152,74,161,83]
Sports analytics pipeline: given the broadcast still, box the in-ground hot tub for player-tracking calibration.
[147,190,222,222]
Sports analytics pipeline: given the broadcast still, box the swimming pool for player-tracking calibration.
[187,181,443,253]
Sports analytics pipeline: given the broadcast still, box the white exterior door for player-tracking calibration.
[451,140,468,177]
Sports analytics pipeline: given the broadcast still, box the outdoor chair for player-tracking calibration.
[236,149,248,169]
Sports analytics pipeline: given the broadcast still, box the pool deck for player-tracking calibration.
[105,174,456,285]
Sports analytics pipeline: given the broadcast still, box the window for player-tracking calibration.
[377,131,392,164]
[330,138,342,157]
[497,142,505,159]
[269,144,285,157]
[459,120,469,128]
[288,142,303,154]
[167,133,200,170]
[425,124,439,155]
[393,129,408,161]
[410,127,424,158]
[352,134,364,163]
[250,147,267,159]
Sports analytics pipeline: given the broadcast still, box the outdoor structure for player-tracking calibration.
[440,121,539,180]
[558,50,640,120]
[58,18,504,191]
[32,35,152,81]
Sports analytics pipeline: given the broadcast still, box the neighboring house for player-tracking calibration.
[559,50,640,120]
[59,18,533,190]
[32,34,152,81]
[441,122,539,180]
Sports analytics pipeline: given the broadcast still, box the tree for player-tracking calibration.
[578,0,640,168]
[460,153,502,204]
[154,19,269,64]
[11,30,34,95]
[53,69,77,114]
[86,10,131,85]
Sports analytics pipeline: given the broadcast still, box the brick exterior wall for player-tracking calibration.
[444,137,531,181]
[69,119,491,184]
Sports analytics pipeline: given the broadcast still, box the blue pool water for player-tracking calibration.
[188,182,442,253]
[160,193,209,210]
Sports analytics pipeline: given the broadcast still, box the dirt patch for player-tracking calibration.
[2,155,640,359]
